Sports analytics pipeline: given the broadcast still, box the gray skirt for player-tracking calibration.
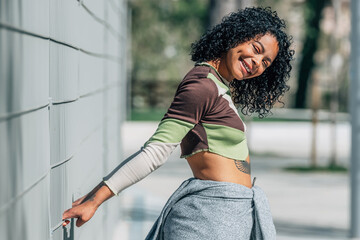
[145,178,276,240]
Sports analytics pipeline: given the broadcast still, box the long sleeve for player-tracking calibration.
[103,69,218,195]
[103,142,179,195]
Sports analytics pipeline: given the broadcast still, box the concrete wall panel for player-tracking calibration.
[107,61,120,85]
[0,108,49,207]
[83,0,105,23]
[67,128,104,194]
[0,177,50,240]
[107,114,120,140]
[49,0,82,47]
[106,87,120,117]
[79,53,104,96]
[107,1,120,30]
[108,38,120,58]
[1,0,127,239]
[0,0,49,36]
[106,1,121,52]
[21,108,50,190]
[106,133,121,172]
[0,121,10,207]
[76,94,104,144]
[50,94,103,166]
[50,163,70,230]
[50,42,79,103]
[0,29,49,116]
[50,103,79,166]
[0,118,22,208]
[77,9,104,54]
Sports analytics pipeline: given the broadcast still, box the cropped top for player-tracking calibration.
[146,63,248,160]
[103,64,249,195]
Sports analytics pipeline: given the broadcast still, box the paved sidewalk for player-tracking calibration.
[112,121,351,240]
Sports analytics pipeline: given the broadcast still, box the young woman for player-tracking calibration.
[63,7,294,239]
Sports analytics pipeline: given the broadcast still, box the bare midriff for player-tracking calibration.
[186,151,252,188]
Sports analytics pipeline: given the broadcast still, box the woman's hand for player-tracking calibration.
[62,197,98,227]
[62,182,115,227]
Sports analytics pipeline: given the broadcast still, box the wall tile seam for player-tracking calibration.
[0,171,49,215]
[50,155,74,170]
[80,1,123,43]
[51,81,121,106]
[52,97,80,105]
[0,102,49,122]
[0,80,119,121]
[79,81,121,99]
[0,2,123,43]
[0,23,121,63]
[79,48,121,63]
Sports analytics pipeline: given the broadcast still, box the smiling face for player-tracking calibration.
[217,34,279,82]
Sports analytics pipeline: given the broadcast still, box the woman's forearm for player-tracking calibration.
[84,182,115,208]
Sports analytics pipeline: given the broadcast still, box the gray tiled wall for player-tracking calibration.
[0,0,127,239]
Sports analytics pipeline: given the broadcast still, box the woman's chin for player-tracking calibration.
[234,72,245,81]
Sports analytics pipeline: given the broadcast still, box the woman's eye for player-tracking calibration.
[253,45,259,53]
[262,61,267,68]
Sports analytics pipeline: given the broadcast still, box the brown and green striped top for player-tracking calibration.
[145,64,249,161]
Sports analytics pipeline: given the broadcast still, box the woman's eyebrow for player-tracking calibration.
[255,41,272,64]
[255,41,265,52]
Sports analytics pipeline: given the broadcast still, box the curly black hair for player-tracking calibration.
[191,7,294,118]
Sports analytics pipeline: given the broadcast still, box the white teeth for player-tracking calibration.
[242,60,250,73]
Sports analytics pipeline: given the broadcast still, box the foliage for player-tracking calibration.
[130,0,209,84]
[130,108,167,121]
[294,0,328,108]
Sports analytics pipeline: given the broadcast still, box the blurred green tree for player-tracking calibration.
[130,0,209,111]
[294,0,328,108]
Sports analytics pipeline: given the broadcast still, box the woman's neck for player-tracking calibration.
[206,60,231,86]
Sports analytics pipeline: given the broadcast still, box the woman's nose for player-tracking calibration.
[252,57,261,70]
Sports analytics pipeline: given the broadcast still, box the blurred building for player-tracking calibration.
[0,0,128,239]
